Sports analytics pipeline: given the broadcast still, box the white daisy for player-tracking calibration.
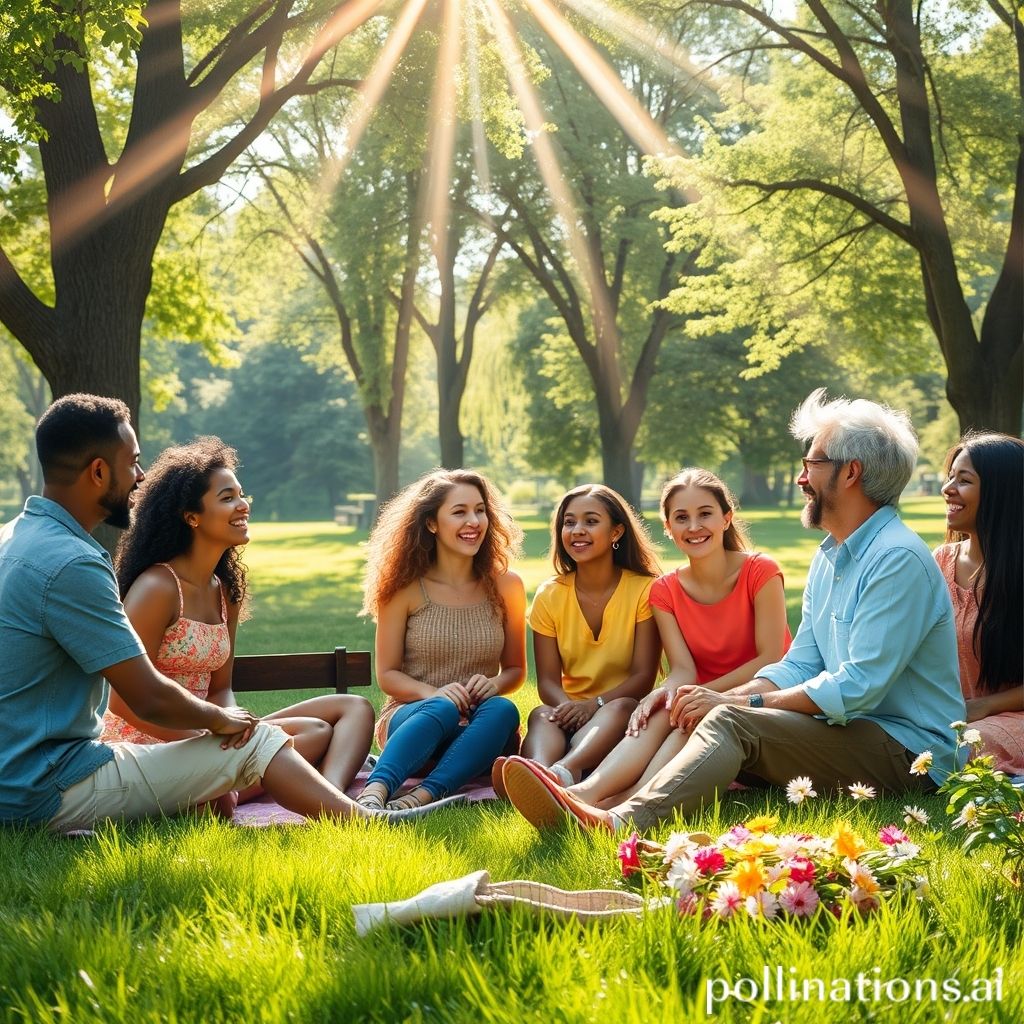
[962,728,982,746]
[903,805,930,826]
[848,781,876,801]
[786,776,817,805]
[909,751,933,776]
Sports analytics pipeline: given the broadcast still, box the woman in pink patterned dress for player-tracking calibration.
[102,438,374,809]
[937,432,1024,776]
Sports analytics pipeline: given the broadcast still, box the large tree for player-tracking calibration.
[658,0,1022,435]
[0,0,376,422]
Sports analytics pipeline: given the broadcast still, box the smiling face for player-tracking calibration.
[428,483,488,557]
[664,484,732,560]
[797,441,841,531]
[100,422,145,530]
[559,494,624,567]
[190,467,251,548]
[942,449,979,536]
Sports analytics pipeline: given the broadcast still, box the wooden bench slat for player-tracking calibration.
[232,647,371,694]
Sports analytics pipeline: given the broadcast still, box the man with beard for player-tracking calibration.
[501,389,966,833]
[0,393,424,828]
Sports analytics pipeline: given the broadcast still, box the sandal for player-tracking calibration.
[357,788,387,811]
[386,786,434,811]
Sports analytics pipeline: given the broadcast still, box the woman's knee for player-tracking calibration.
[600,697,638,721]
[342,694,375,725]
[421,694,462,728]
[480,696,520,731]
[527,704,555,729]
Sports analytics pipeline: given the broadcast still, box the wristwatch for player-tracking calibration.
[747,693,764,709]
[595,696,605,708]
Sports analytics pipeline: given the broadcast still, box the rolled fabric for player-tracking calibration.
[352,870,491,936]
[352,870,669,935]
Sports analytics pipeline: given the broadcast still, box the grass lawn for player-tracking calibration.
[3,498,1021,1023]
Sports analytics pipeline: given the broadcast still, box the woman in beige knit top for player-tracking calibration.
[357,470,526,810]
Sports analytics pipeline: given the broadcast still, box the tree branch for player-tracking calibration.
[728,176,916,245]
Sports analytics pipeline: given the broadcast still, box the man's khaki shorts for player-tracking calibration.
[49,722,291,831]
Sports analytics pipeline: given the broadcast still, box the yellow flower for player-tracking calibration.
[745,814,779,834]
[737,837,774,858]
[845,860,880,894]
[730,858,767,897]
[833,821,867,860]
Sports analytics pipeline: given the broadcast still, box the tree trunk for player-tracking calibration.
[365,405,401,520]
[596,399,640,508]
[438,396,464,470]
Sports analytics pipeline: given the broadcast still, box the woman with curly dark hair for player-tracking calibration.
[356,469,526,810]
[102,437,375,810]
[937,431,1024,776]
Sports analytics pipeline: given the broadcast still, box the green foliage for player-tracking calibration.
[938,725,1024,882]
[652,3,1016,382]
[0,0,145,176]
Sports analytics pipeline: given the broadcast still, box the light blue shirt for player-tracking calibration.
[759,506,965,784]
[0,497,145,824]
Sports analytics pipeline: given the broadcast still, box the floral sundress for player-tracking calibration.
[101,563,231,744]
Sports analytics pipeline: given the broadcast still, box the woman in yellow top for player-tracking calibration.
[517,484,662,786]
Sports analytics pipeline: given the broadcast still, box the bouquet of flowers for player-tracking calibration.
[917,722,1024,884]
[617,813,929,922]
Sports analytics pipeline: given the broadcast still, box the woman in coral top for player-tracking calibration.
[519,468,791,807]
[936,432,1023,776]
[513,484,662,786]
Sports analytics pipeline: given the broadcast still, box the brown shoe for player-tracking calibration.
[490,757,509,800]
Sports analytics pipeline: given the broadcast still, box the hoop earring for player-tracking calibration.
[612,540,620,550]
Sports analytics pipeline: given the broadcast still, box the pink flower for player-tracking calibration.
[878,825,910,846]
[785,857,817,884]
[677,893,701,916]
[709,881,744,919]
[779,881,820,917]
[693,846,727,875]
[617,832,642,877]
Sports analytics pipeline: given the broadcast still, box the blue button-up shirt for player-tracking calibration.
[0,497,145,824]
[759,506,964,783]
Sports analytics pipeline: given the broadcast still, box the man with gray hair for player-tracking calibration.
[502,389,966,832]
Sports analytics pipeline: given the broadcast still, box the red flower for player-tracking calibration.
[617,832,642,877]
[786,857,816,884]
[693,846,727,875]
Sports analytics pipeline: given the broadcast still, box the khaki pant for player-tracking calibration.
[617,704,935,832]
[49,723,291,831]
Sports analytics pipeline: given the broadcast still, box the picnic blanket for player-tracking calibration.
[231,767,498,827]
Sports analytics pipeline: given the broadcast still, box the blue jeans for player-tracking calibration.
[367,695,519,799]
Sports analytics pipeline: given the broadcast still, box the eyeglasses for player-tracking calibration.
[801,457,837,472]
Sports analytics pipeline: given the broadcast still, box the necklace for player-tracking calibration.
[575,575,619,607]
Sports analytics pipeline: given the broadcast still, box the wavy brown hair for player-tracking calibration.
[550,484,660,577]
[661,468,752,552]
[360,469,522,620]
[115,437,248,606]
[943,432,1023,692]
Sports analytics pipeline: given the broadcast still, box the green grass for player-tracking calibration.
[7,498,1016,1024]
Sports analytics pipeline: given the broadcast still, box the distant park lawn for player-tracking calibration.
[4,497,1020,1024]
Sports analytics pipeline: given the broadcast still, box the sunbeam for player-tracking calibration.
[423,0,463,276]
[482,0,621,366]
[50,0,388,254]
[561,0,720,104]
[465,2,493,193]
[520,0,678,158]
[310,0,432,218]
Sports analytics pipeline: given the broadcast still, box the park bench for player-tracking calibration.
[232,647,372,696]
